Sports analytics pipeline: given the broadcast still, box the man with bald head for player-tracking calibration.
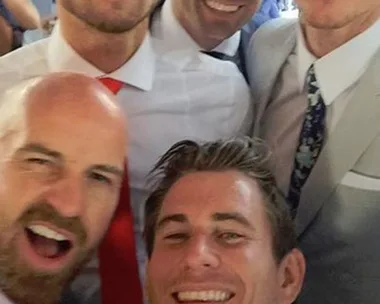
[0,0,253,302]
[0,72,127,304]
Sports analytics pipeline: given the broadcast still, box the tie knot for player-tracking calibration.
[307,63,317,83]
[306,64,323,98]
[99,77,124,95]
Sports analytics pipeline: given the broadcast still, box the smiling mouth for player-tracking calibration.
[173,290,234,302]
[25,224,73,259]
[204,0,243,13]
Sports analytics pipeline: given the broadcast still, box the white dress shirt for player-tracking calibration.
[0,10,251,300]
[152,0,242,68]
[297,20,380,130]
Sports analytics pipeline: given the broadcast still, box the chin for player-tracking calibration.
[301,11,350,30]
[205,29,234,44]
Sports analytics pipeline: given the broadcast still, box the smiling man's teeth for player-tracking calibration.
[177,290,231,302]
[28,225,67,241]
[205,0,240,12]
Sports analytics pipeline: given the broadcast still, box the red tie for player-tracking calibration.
[98,77,143,304]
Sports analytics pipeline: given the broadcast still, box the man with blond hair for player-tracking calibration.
[247,0,380,302]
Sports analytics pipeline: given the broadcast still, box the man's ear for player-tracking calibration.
[277,248,306,304]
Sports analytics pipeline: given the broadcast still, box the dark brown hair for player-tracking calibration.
[144,137,296,262]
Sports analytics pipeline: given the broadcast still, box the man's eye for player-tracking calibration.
[218,232,245,244]
[26,158,52,166]
[163,233,189,243]
[89,172,112,185]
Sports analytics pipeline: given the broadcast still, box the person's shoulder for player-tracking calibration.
[372,48,380,83]
[0,38,49,91]
[252,18,297,43]
[245,18,297,85]
[245,17,297,57]
[0,37,49,67]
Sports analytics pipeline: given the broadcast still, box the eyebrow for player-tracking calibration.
[212,212,254,230]
[17,143,63,160]
[18,143,124,177]
[156,214,188,231]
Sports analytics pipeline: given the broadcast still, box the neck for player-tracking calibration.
[302,15,379,58]
[172,1,221,50]
[57,5,148,73]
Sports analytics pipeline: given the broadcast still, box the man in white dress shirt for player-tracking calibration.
[151,0,261,80]
[163,0,260,51]
[0,72,126,304]
[247,0,380,302]
[0,0,256,301]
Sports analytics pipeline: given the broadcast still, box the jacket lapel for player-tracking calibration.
[295,49,380,236]
[247,19,298,136]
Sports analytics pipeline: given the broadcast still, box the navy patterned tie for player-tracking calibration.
[288,64,326,217]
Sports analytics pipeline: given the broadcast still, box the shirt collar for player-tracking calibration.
[47,22,155,91]
[154,0,240,68]
[297,20,380,105]
[213,30,241,57]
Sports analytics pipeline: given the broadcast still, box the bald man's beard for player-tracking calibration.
[0,242,95,304]
[0,202,97,304]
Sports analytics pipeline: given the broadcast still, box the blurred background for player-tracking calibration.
[22,0,56,44]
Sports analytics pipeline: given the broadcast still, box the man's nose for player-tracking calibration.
[43,173,86,218]
[181,234,220,271]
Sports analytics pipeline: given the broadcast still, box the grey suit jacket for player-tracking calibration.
[247,19,380,303]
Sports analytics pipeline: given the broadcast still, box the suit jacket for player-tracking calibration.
[247,19,380,303]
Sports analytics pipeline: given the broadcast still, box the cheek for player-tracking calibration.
[82,195,118,246]
[146,246,180,295]
[300,0,339,12]
[0,169,33,227]
[193,1,207,23]
[146,260,170,304]
[147,250,173,282]
[224,245,278,291]
[241,254,280,303]
[146,258,166,302]
[0,192,28,248]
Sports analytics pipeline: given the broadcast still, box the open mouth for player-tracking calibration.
[203,0,243,13]
[24,224,74,261]
[173,290,235,303]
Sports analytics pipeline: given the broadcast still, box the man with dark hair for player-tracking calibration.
[144,137,305,304]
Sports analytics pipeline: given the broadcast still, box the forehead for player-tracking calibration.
[5,93,125,168]
[160,171,267,223]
